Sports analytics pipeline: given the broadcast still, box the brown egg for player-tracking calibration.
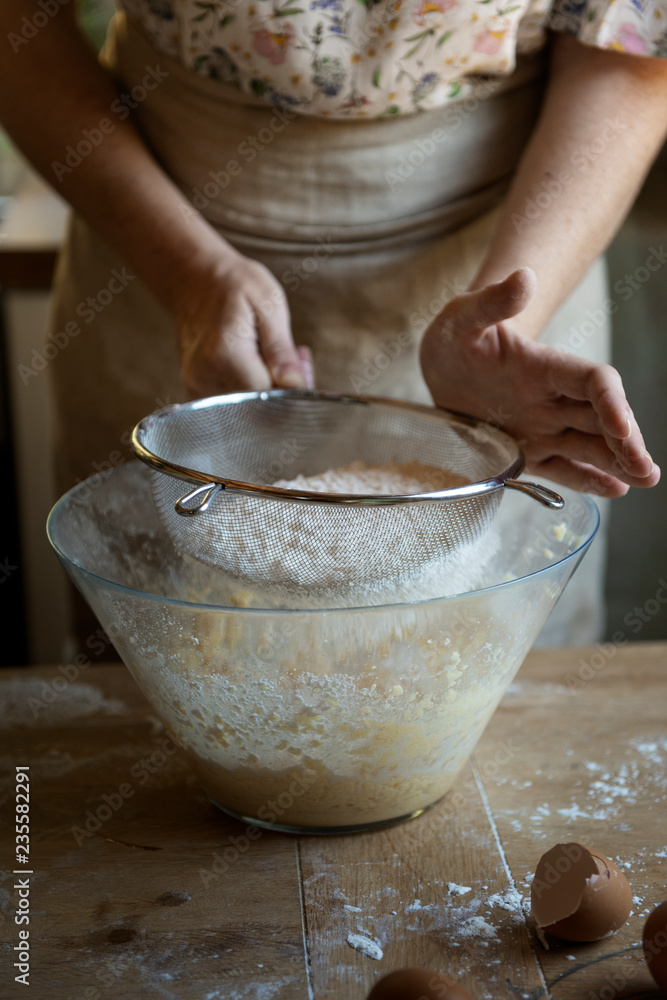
[530,843,632,942]
[643,901,667,993]
[367,967,473,1000]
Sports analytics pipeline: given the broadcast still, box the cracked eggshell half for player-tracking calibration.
[530,843,632,943]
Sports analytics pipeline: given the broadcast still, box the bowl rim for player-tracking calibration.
[46,471,600,616]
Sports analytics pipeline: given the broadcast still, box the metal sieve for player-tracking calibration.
[131,390,563,595]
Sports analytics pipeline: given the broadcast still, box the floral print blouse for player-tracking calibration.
[119,0,667,117]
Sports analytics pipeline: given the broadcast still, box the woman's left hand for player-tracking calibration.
[420,267,660,497]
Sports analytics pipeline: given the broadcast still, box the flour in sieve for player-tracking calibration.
[272,460,462,497]
[222,460,502,607]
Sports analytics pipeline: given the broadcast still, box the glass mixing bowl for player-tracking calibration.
[47,462,598,834]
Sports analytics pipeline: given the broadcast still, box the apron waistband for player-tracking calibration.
[101,12,547,252]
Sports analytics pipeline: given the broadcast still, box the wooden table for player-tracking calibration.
[1,643,665,1000]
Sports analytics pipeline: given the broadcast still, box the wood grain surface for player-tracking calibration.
[0,644,665,1000]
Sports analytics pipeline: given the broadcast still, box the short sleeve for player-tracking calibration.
[548,1,667,57]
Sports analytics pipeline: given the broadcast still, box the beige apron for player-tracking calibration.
[49,12,609,644]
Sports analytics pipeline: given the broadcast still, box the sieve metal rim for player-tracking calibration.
[131,389,528,507]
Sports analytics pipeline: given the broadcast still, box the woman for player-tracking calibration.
[1,0,665,643]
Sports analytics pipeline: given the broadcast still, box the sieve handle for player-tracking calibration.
[175,482,223,516]
[504,480,564,509]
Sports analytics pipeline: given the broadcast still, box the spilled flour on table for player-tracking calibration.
[516,747,667,840]
[587,762,640,815]
[629,738,667,769]
[333,878,529,981]
[447,883,472,896]
[340,886,518,951]
[556,804,590,822]
[457,916,498,939]
[0,679,126,728]
[487,889,523,917]
[406,899,433,913]
[347,933,383,960]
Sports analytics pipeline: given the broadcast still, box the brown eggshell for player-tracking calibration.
[367,967,473,1000]
[530,843,632,942]
[643,901,667,994]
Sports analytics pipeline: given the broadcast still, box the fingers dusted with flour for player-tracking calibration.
[420,270,659,497]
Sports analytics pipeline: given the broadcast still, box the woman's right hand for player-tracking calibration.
[175,250,314,398]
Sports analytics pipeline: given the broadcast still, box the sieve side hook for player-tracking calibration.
[504,480,564,509]
[175,482,223,516]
